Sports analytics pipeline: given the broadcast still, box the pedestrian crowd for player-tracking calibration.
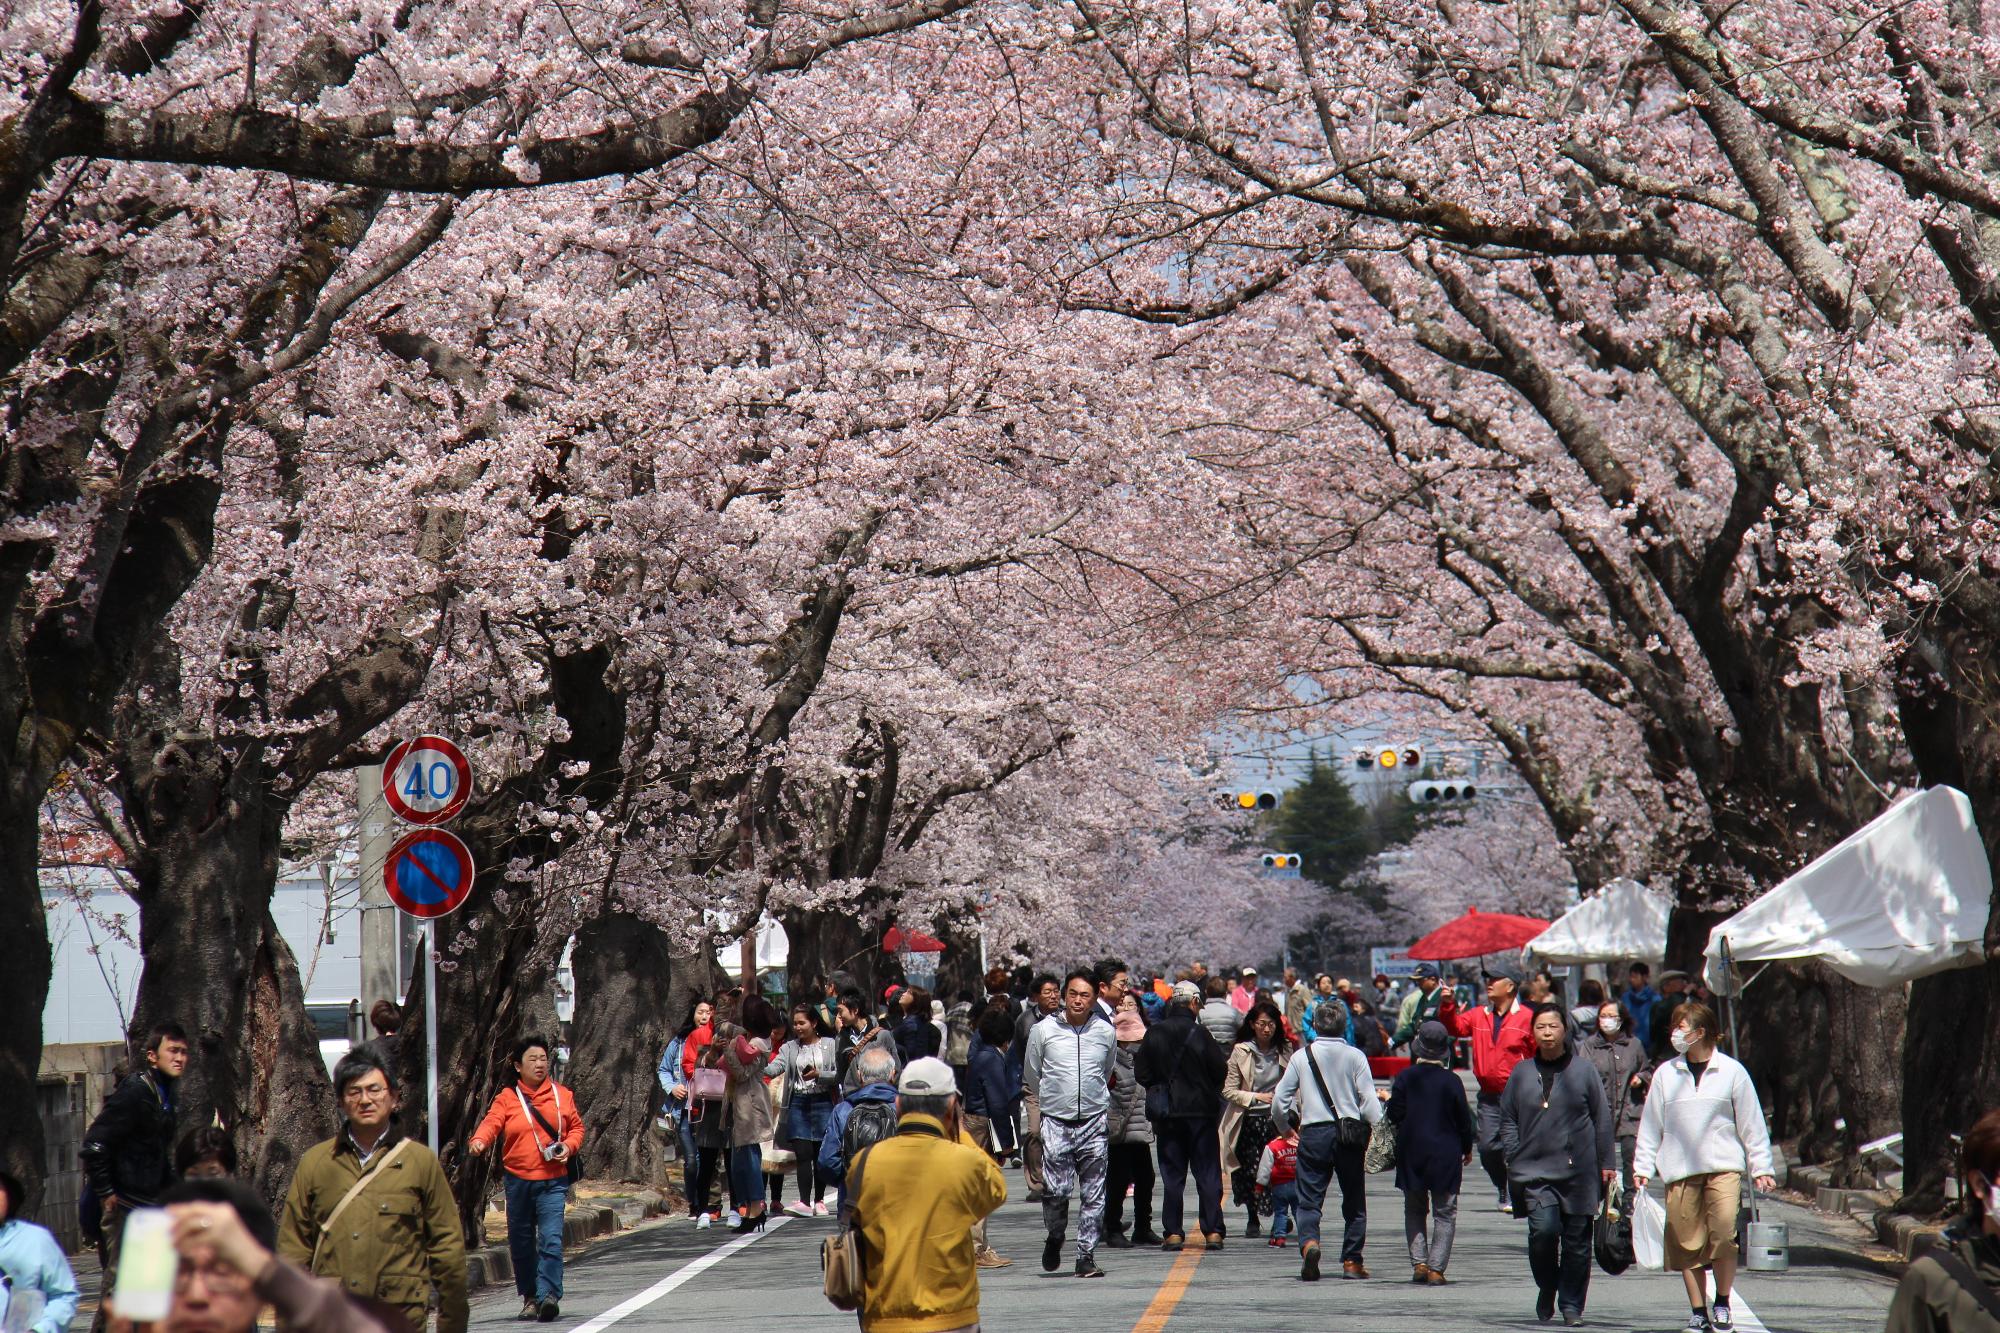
[10,960,1998,1333]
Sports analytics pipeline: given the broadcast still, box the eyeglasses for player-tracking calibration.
[341,1082,392,1103]
[177,1261,253,1296]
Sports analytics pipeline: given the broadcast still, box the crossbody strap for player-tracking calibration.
[311,1140,413,1271]
[1304,1044,1341,1119]
[517,1085,565,1147]
[1924,1249,2000,1324]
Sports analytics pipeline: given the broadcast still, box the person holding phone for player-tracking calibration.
[469,1036,584,1323]
[768,1004,838,1216]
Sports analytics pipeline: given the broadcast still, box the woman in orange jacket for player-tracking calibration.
[468,1037,584,1322]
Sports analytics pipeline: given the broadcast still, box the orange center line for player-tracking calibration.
[1129,1242,1206,1333]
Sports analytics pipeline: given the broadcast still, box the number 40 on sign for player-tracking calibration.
[382,735,472,826]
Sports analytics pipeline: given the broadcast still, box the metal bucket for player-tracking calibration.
[1743,1219,1790,1271]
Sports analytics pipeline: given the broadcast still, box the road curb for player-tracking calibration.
[1875,1210,1944,1262]
[467,1189,668,1293]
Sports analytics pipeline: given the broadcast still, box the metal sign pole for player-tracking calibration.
[1718,935,1756,1222]
[426,917,440,1154]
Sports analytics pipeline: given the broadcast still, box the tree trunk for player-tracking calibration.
[0,793,51,1208]
[1901,964,2000,1210]
[566,913,682,1185]
[784,907,881,1007]
[124,767,335,1202]
[1819,965,1906,1187]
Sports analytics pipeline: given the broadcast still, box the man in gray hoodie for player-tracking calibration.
[1023,970,1118,1278]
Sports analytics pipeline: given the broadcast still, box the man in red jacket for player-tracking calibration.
[1437,964,1536,1214]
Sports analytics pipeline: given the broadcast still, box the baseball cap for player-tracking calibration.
[898,1056,957,1096]
[1242,966,1258,977]
[1484,962,1523,985]
[1172,980,1201,1004]
[1413,962,1440,980]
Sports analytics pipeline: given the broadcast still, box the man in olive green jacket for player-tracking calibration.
[279,1049,467,1333]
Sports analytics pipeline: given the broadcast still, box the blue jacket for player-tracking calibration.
[656,1036,688,1125]
[818,1081,902,1204]
[964,1038,1017,1152]
[1623,986,1662,1045]
[0,1219,81,1333]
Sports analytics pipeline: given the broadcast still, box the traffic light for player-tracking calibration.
[1260,853,1302,870]
[1355,745,1423,770]
[1229,789,1279,811]
[1407,779,1476,805]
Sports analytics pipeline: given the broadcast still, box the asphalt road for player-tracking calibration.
[468,1160,1902,1333]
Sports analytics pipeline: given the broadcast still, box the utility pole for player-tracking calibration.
[357,764,402,1019]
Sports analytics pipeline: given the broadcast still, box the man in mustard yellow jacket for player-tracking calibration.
[849,1057,1007,1333]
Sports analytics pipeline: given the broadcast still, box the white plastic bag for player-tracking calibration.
[1632,1188,1667,1270]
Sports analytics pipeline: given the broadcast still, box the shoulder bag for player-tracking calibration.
[1304,1044,1370,1150]
[821,1144,874,1310]
[310,1140,412,1270]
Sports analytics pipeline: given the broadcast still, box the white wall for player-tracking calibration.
[42,868,366,1046]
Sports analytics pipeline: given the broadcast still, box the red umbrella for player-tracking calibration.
[882,924,946,953]
[1405,906,1551,961]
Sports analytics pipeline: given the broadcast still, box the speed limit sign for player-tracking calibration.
[382,735,472,826]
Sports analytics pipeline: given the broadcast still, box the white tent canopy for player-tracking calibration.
[1702,785,1994,991]
[1523,878,1671,966]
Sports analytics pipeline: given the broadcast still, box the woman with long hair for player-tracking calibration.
[660,997,713,1222]
[1220,999,1295,1239]
[1577,999,1651,1194]
[767,1002,837,1216]
[892,985,942,1065]
[706,993,780,1231]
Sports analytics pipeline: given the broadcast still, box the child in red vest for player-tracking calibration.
[1256,1126,1300,1246]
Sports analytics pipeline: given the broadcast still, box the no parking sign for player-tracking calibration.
[382,735,472,825]
[383,828,476,919]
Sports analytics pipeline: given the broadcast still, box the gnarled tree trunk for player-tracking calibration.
[0,792,51,1208]
[567,913,674,1185]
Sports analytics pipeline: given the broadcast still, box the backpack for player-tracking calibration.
[843,1099,900,1163]
[945,1008,974,1065]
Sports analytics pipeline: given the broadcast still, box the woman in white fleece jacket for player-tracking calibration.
[1632,1001,1777,1333]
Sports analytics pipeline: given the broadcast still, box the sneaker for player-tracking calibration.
[1686,1314,1711,1333]
[1563,1312,1583,1327]
[1268,1236,1285,1248]
[536,1300,559,1324]
[786,1200,814,1218]
[1711,1306,1733,1332]
[1043,1231,1065,1272]
[1537,1291,1556,1323]
[724,1212,742,1230]
[813,1201,832,1217]
[519,1300,539,1320]
[1075,1254,1105,1279]
[1300,1242,1322,1282]
[695,1213,712,1230]
[975,1251,1013,1269]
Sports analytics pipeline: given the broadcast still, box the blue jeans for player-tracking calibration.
[1270,1181,1298,1239]
[727,1143,765,1207]
[503,1173,568,1302]
[677,1116,700,1212]
[1293,1123,1367,1262]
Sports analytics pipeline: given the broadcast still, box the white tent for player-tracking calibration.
[1523,878,1671,966]
[1702,785,1994,991]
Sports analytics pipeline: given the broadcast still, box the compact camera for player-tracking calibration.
[541,1143,565,1161]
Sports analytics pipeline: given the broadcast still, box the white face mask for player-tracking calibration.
[1598,1016,1622,1035]
[1670,1026,1694,1055]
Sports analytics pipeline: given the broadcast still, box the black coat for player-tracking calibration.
[891,1015,941,1066]
[1133,1007,1228,1121]
[1387,1062,1474,1194]
[80,1069,179,1205]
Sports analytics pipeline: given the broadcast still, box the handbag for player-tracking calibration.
[1595,1182,1636,1275]
[1303,1043,1370,1149]
[821,1144,874,1310]
[1363,1114,1400,1174]
[691,1065,728,1100]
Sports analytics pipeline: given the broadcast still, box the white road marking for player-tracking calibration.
[563,1217,791,1333]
